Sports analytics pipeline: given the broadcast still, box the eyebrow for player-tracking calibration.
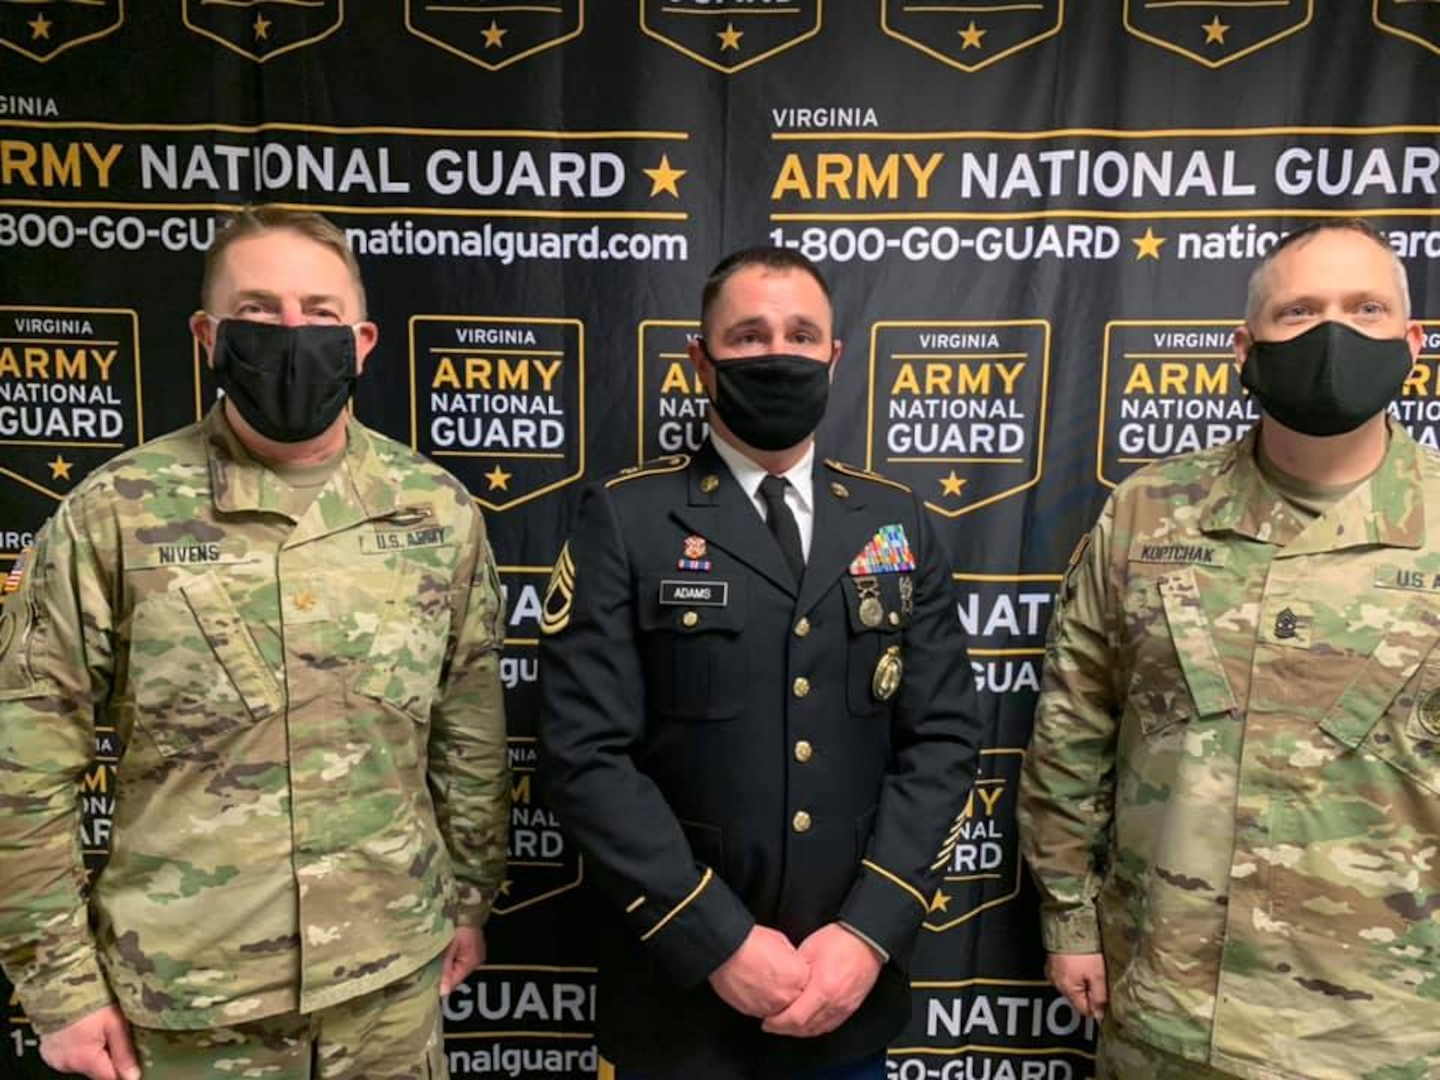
[1269,288,1391,312]
[232,289,346,308]
[720,316,771,337]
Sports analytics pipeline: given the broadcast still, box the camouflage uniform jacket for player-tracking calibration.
[0,405,509,1033]
[1019,421,1440,1080]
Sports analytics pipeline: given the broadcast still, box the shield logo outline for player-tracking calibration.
[0,0,125,63]
[1123,0,1314,69]
[923,747,1027,933]
[493,728,587,917]
[636,319,707,464]
[639,0,824,75]
[182,0,345,63]
[1096,318,1249,490]
[879,0,1064,74]
[0,306,143,547]
[405,0,584,71]
[1372,0,1440,56]
[408,315,587,515]
[866,319,1051,521]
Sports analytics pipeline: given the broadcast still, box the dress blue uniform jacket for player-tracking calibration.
[537,441,981,1079]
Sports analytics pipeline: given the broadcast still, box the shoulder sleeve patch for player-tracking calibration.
[539,542,576,636]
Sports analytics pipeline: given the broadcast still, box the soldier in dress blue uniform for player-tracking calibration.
[537,248,981,1080]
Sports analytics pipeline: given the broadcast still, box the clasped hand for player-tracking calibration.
[707,923,882,1039]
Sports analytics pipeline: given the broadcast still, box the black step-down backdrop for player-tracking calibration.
[2,3,1437,1078]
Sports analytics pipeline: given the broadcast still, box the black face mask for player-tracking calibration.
[212,320,358,443]
[703,346,832,452]
[1240,321,1413,437]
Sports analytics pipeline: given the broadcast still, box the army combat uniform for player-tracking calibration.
[1018,421,1440,1079]
[537,444,981,1080]
[0,405,509,1051]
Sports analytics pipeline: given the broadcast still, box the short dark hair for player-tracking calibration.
[700,246,832,331]
[1245,219,1407,324]
[202,204,367,316]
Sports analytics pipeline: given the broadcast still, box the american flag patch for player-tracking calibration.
[4,547,31,594]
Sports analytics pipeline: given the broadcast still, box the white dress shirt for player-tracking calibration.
[710,434,816,560]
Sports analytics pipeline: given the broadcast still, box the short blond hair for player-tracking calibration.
[1244,219,1409,326]
[201,205,367,315]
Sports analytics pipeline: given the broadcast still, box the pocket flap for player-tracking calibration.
[841,574,911,635]
[180,573,283,722]
[1157,568,1237,719]
[1319,598,1440,748]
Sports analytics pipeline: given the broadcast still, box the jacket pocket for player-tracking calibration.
[355,558,455,723]
[637,576,747,720]
[133,572,283,756]
[842,575,909,717]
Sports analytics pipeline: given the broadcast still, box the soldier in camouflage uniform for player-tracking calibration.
[1017,220,1434,1080]
[0,207,509,1079]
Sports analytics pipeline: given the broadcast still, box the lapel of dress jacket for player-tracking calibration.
[795,462,881,618]
[672,441,798,598]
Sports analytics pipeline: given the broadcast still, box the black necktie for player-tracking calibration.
[759,474,805,582]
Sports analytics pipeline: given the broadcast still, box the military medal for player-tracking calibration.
[677,534,712,572]
[856,576,884,628]
[898,575,914,617]
[872,645,903,701]
[848,524,916,576]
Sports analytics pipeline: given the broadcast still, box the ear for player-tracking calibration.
[353,321,379,376]
[829,338,843,378]
[687,335,715,394]
[1231,325,1252,369]
[190,311,217,367]
[1405,320,1425,365]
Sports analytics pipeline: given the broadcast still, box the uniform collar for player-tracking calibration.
[709,431,815,515]
[204,404,406,532]
[1198,418,1425,551]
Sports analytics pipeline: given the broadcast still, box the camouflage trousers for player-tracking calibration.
[130,955,448,1080]
[1095,1019,1237,1079]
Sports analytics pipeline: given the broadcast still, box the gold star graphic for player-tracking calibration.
[1132,227,1167,260]
[644,154,687,199]
[28,13,52,40]
[499,879,514,896]
[484,465,513,491]
[940,471,966,497]
[47,455,73,481]
[482,20,507,49]
[717,22,743,51]
[1202,16,1229,44]
[958,21,986,50]
[253,13,272,40]
[931,889,952,913]
[294,591,317,612]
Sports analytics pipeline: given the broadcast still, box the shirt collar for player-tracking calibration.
[710,432,815,515]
